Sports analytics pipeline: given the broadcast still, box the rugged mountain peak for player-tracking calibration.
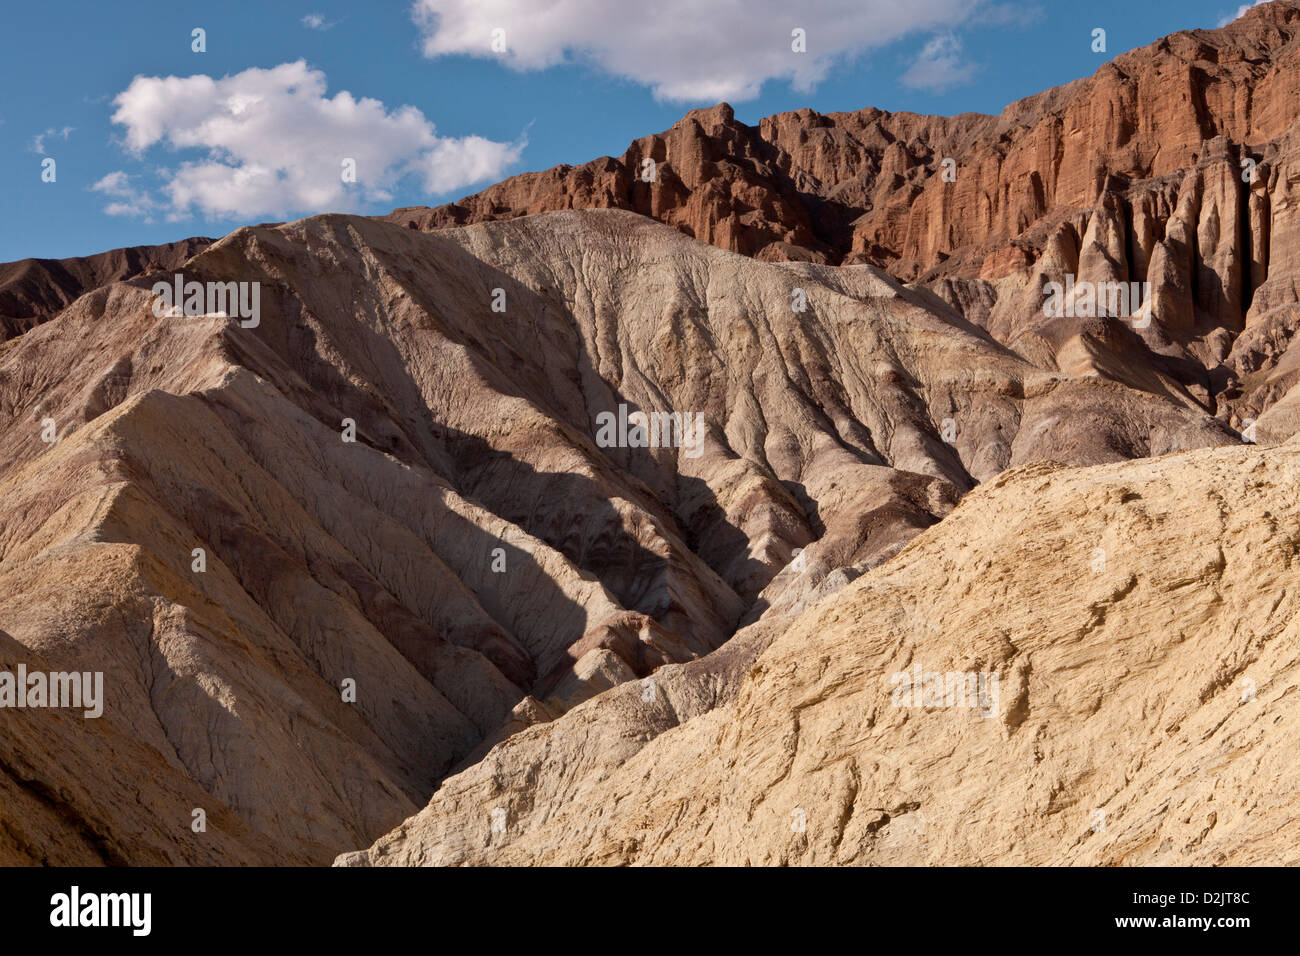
[383,2,1300,283]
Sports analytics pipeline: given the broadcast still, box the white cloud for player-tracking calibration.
[411,0,1002,102]
[92,171,159,220]
[1218,1,1268,27]
[30,126,74,154]
[302,13,339,30]
[106,60,524,220]
[420,135,525,193]
[900,34,977,93]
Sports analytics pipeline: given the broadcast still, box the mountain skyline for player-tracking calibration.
[0,0,1272,262]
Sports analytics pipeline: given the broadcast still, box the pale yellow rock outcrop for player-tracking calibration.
[342,441,1300,866]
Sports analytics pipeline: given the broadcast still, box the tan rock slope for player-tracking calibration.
[0,208,1239,864]
[342,440,1300,866]
[2,4,1299,868]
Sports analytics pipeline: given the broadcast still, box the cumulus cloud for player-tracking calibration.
[900,34,977,92]
[411,0,1003,101]
[106,60,523,220]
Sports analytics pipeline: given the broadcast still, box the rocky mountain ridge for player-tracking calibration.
[1,3,1298,866]
[384,1,1300,440]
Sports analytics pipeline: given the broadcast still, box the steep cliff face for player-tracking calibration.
[386,3,1300,280]
[384,1,1300,438]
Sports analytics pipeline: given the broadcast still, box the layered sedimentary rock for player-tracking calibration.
[3,4,1300,869]
[0,209,1237,864]
[385,1,1300,284]
[384,1,1300,439]
[342,441,1300,866]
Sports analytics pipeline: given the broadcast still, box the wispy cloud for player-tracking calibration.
[980,3,1045,27]
[92,170,159,220]
[901,34,977,93]
[1218,1,1269,27]
[301,12,341,30]
[30,126,74,154]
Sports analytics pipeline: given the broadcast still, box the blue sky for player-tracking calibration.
[0,0,1270,262]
